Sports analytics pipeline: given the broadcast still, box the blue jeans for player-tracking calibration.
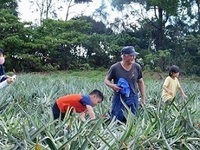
[110,92,138,123]
[52,102,66,121]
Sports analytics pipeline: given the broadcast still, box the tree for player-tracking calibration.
[0,8,36,72]
[29,0,58,24]
[178,34,200,75]
[110,0,181,49]
[60,0,92,21]
[72,16,113,34]
[187,0,200,32]
[196,0,200,32]
[0,0,19,16]
[29,0,93,24]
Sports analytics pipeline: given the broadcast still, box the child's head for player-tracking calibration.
[89,89,104,106]
[169,65,180,77]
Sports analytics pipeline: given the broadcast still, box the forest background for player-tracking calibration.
[0,0,200,76]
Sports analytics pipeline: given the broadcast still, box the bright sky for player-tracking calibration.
[17,0,148,32]
[18,0,116,23]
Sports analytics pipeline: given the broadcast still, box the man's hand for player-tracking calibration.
[140,98,146,107]
[110,84,121,92]
[104,77,121,92]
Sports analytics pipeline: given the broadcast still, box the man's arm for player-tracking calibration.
[138,78,146,106]
[104,76,120,92]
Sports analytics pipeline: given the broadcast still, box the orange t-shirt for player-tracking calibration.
[56,94,88,113]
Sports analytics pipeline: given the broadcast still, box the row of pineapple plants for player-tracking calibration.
[0,72,199,149]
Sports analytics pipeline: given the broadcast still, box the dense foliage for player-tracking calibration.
[0,0,200,75]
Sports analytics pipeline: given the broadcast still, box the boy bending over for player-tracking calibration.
[52,89,104,121]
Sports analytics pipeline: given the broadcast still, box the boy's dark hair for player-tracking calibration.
[90,89,104,101]
[169,65,180,76]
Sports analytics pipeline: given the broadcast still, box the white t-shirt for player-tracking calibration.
[0,79,8,89]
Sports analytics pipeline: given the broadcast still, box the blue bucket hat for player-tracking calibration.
[117,78,130,97]
[121,46,139,56]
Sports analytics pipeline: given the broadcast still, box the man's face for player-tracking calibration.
[123,54,136,64]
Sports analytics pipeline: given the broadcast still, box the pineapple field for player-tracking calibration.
[0,70,199,150]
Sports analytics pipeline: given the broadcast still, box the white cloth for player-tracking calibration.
[0,80,8,89]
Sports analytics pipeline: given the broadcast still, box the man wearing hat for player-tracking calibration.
[104,46,146,123]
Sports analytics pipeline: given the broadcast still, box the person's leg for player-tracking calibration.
[52,102,61,120]
[132,94,139,116]
[60,112,66,121]
[110,93,126,123]
[125,93,139,116]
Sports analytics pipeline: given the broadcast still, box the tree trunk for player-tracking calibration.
[196,0,200,32]
[65,0,73,21]
[158,7,163,49]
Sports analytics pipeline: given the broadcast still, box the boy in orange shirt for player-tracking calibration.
[52,89,104,121]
